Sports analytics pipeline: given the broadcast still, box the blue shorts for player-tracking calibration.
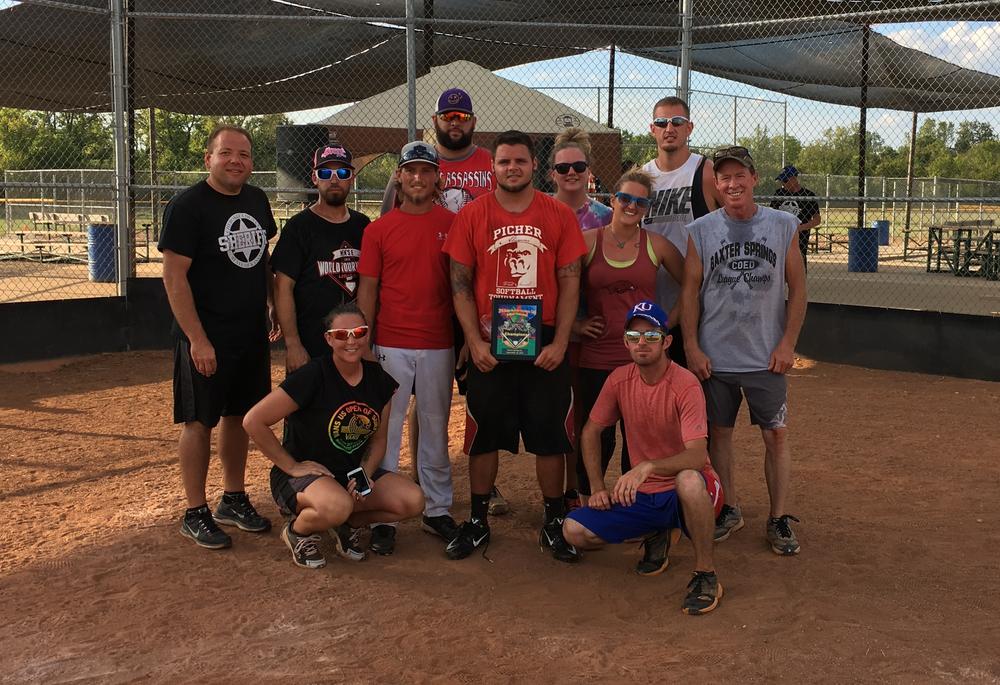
[567,490,684,544]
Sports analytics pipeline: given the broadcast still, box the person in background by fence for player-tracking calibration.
[158,125,278,550]
[680,145,807,556]
[358,142,460,554]
[771,165,821,272]
[271,144,369,373]
[641,96,722,369]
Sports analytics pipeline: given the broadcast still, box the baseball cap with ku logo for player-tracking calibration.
[436,88,474,115]
[312,144,354,170]
[625,300,669,330]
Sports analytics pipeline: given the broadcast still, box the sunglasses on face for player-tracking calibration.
[316,167,353,181]
[325,325,369,340]
[624,329,665,344]
[553,161,589,175]
[614,191,651,209]
[438,111,473,123]
[652,115,690,128]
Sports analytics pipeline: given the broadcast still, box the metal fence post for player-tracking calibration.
[405,0,417,141]
[110,0,130,297]
[678,0,692,102]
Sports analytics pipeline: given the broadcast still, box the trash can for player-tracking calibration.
[848,226,878,272]
[87,223,117,283]
[873,219,890,246]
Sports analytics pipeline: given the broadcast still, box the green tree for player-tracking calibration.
[954,121,995,154]
[735,126,802,179]
[797,125,885,176]
[0,108,114,170]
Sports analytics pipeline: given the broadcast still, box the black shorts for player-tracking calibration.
[173,338,271,427]
[667,324,688,369]
[463,341,574,456]
[270,464,390,516]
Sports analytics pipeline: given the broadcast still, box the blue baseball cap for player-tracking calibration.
[776,165,799,182]
[625,300,669,330]
[436,88,474,115]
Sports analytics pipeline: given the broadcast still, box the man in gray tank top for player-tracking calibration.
[680,145,807,556]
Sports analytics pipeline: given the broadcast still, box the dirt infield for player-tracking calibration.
[1,351,998,683]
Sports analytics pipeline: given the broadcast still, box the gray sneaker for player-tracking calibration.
[713,503,744,542]
[766,514,801,555]
[281,521,326,569]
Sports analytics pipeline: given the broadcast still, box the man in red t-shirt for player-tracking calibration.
[443,130,587,563]
[563,300,725,615]
[358,141,458,554]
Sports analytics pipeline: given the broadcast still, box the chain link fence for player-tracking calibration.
[1,1,999,315]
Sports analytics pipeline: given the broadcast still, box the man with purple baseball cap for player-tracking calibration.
[562,298,726,615]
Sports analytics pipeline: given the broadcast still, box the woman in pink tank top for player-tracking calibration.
[572,168,685,497]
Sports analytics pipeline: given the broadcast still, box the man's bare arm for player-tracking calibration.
[274,272,309,371]
[451,258,496,372]
[162,249,216,376]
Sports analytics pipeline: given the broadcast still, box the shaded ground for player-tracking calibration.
[1,351,998,683]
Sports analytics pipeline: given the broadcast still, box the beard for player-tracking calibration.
[497,176,533,194]
[320,188,348,207]
[435,123,474,151]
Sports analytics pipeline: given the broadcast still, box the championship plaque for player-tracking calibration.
[490,298,542,361]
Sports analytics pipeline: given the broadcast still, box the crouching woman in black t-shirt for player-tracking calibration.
[244,303,424,569]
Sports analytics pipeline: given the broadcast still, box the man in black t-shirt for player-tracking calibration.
[771,165,821,271]
[272,144,370,371]
[158,125,278,550]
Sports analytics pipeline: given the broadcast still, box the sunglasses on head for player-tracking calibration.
[438,111,473,123]
[553,161,589,175]
[624,329,665,343]
[325,325,369,340]
[652,115,690,128]
[712,145,754,165]
[614,191,651,209]
[316,167,353,181]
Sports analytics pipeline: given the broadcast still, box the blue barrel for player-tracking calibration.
[873,219,890,246]
[87,223,117,282]
[848,227,878,272]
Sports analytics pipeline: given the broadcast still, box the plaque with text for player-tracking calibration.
[490,298,542,361]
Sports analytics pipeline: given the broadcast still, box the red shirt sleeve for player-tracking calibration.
[442,202,477,266]
[357,217,383,278]
[677,379,709,443]
[588,367,623,427]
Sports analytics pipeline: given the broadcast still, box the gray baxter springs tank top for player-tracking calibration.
[687,205,798,373]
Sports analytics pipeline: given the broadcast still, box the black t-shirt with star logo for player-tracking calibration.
[158,180,278,348]
[270,207,370,358]
[279,356,398,475]
[770,186,820,257]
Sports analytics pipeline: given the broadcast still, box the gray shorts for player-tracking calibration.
[702,371,788,429]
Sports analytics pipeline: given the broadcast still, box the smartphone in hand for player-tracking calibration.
[346,466,373,496]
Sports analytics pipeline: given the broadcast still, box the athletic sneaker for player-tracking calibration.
[488,486,510,516]
[713,503,744,542]
[281,521,326,569]
[539,517,580,563]
[682,570,723,615]
[369,525,396,556]
[180,505,232,549]
[332,524,366,562]
[766,514,801,555]
[445,517,491,560]
[564,489,582,513]
[421,514,460,542]
[213,492,272,533]
[635,528,681,576]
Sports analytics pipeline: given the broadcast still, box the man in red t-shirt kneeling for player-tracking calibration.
[563,300,726,615]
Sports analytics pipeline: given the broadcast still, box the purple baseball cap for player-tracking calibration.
[436,88,474,115]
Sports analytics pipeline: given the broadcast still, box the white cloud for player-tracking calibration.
[878,21,1000,76]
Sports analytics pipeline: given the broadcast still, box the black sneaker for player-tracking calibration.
[682,570,723,615]
[180,505,232,549]
[635,528,680,576]
[445,518,491,560]
[332,524,366,562]
[421,514,460,542]
[213,492,272,533]
[369,525,396,556]
[281,521,326,569]
[539,517,580,563]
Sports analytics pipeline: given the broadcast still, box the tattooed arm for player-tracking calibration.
[451,258,496,372]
